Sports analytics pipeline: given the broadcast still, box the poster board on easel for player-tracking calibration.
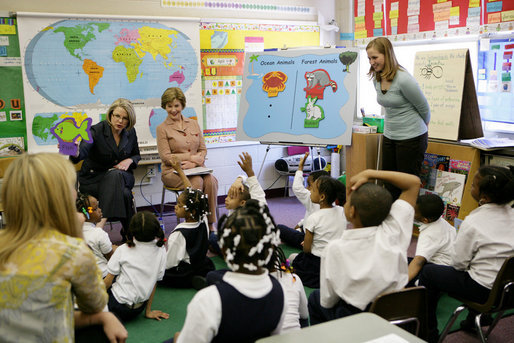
[414,49,483,141]
[236,48,359,146]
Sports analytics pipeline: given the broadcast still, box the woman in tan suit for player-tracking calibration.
[156,87,218,230]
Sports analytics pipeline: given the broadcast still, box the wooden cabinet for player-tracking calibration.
[344,133,383,182]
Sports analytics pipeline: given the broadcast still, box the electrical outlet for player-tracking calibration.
[147,165,156,177]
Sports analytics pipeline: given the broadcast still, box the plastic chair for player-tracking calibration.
[438,255,514,343]
[369,286,428,339]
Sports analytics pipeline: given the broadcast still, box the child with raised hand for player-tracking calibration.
[209,152,266,256]
[160,156,215,288]
[227,151,267,208]
[419,165,514,342]
[290,175,347,288]
[407,193,456,286]
[168,200,286,343]
[104,211,169,322]
[76,193,117,278]
[268,247,309,332]
[278,151,330,249]
[309,169,420,325]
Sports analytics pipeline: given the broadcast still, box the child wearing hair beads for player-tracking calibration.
[419,165,514,342]
[290,175,347,288]
[76,193,117,277]
[160,156,215,288]
[104,211,169,322]
[269,247,309,332]
[168,200,286,343]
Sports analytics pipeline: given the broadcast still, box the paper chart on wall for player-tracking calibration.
[237,48,359,146]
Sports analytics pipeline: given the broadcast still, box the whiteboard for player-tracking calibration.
[237,48,359,146]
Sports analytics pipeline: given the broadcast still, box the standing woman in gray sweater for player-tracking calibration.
[366,37,430,198]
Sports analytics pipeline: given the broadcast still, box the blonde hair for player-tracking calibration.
[0,153,81,268]
[161,87,186,109]
[106,98,136,130]
[366,37,402,82]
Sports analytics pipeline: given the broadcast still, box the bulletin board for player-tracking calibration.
[0,18,27,157]
[484,0,514,25]
[354,0,385,39]
[384,0,476,36]
[199,22,320,144]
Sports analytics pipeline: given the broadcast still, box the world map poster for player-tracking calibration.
[17,14,201,153]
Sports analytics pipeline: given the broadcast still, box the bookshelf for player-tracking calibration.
[426,140,480,220]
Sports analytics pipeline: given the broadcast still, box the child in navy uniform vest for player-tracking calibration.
[160,156,215,288]
[168,200,286,343]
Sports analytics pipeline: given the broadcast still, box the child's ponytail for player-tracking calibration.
[183,188,210,221]
[76,192,92,220]
[477,165,514,205]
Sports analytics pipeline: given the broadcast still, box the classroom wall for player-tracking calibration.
[1,0,342,207]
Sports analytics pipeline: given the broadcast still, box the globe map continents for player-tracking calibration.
[25,20,199,144]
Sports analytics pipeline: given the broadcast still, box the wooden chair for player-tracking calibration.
[369,286,428,340]
[438,255,514,343]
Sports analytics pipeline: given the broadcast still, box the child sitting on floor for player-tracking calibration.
[407,193,456,286]
[308,169,420,324]
[278,151,329,250]
[168,200,286,343]
[104,211,169,322]
[269,247,309,332]
[159,156,215,288]
[76,193,117,278]
[290,175,347,288]
[209,152,266,255]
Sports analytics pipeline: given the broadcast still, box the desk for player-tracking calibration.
[256,313,426,343]
[344,133,383,182]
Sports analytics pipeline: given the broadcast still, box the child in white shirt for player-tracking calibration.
[169,200,286,343]
[76,193,116,277]
[209,152,266,256]
[269,247,309,332]
[419,165,514,342]
[278,152,329,249]
[408,193,456,285]
[291,175,347,288]
[309,170,420,324]
[104,211,168,322]
[160,156,214,288]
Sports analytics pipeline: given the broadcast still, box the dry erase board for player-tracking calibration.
[414,49,482,141]
[237,48,359,146]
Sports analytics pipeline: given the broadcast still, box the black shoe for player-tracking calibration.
[192,275,207,290]
[460,314,493,333]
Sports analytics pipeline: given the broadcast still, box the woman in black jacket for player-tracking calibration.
[71,98,140,237]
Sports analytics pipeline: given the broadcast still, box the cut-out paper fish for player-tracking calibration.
[50,117,93,143]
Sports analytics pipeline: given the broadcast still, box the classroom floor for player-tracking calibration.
[105,196,514,343]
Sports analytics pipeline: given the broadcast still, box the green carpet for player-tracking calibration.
[123,244,470,342]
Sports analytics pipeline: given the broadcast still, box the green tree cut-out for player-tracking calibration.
[249,54,259,74]
[339,51,358,72]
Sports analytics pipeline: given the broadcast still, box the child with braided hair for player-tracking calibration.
[76,193,117,277]
[268,247,309,332]
[104,211,169,322]
[167,199,286,343]
[160,156,215,288]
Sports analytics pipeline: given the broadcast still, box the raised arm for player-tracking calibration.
[169,156,192,188]
[348,169,420,208]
